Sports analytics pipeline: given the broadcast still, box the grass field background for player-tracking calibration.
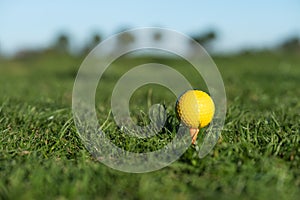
[0,51,299,199]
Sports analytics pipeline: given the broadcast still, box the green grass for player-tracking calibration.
[0,51,299,199]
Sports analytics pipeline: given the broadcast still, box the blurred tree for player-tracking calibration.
[54,33,70,54]
[153,31,162,42]
[117,31,135,46]
[81,33,102,55]
[115,27,135,52]
[189,30,217,55]
[91,34,102,46]
[279,37,300,53]
[191,30,217,47]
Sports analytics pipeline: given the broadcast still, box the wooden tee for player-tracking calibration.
[189,128,199,145]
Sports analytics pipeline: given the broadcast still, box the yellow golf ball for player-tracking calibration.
[176,90,215,128]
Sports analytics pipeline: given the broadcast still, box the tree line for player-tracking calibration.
[1,29,299,59]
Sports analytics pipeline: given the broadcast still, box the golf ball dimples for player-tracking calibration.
[176,90,215,128]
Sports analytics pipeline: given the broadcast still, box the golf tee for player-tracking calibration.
[189,128,199,145]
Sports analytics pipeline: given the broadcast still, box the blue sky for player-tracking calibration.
[1,0,300,55]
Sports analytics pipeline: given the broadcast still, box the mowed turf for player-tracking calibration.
[0,52,299,199]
